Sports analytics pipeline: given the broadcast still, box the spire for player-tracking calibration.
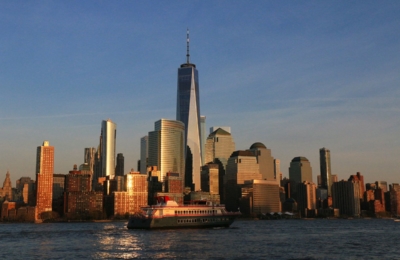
[186,28,190,64]
[180,29,195,68]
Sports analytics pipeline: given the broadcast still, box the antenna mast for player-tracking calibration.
[186,28,190,64]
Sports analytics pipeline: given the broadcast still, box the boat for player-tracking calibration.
[127,196,240,229]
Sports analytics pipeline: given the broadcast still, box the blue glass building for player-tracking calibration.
[176,30,202,191]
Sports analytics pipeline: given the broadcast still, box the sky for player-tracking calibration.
[1,1,399,186]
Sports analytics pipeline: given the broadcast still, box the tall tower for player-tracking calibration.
[319,147,332,196]
[140,136,148,174]
[148,119,185,182]
[101,119,117,179]
[35,140,54,221]
[84,147,96,173]
[176,29,202,191]
[115,153,125,176]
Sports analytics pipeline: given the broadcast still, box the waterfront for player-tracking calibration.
[1,219,399,259]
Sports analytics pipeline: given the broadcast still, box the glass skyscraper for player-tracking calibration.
[176,30,202,191]
[148,119,185,182]
[101,119,117,179]
[319,147,332,196]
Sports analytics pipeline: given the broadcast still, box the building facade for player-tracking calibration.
[148,119,185,183]
[249,142,275,182]
[224,150,262,211]
[204,128,235,168]
[319,147,332,196]
[201,163,219,194]
[289,156,313,195]
[101,119,117,179]
[115,153,124,177]
[176,30,202,191]
[240,179,281,215]
[140,136,148,174]
[332,180,361,217]
[296,181,317,217]
[35,141,54,221]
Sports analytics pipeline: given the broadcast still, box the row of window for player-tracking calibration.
[175,210,217,215]
[177,218,228,224]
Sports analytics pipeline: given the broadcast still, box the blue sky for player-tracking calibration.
[1,1,399,186]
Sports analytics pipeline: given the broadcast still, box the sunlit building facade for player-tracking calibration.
[101,119,117,179]
[204,128,235,167]
[35,141,54,221]
[249,142,275,181]
[148,119,185,183]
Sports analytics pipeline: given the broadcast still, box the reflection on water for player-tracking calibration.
[1,219,400,259]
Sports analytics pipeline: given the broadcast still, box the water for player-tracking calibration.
[0,219,399,259]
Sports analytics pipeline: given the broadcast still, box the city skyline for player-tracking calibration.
[1,2,400,185]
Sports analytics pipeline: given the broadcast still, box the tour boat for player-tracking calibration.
[127,196,240,229]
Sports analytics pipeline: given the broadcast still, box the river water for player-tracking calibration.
[0,219,399,259]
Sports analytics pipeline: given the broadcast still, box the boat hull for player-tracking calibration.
[127,215,237,229]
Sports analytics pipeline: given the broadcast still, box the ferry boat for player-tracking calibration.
[127,196,240,229]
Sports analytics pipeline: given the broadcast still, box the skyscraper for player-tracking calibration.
[35,141,54,221]
[115,153,125,176]
[176,29,202,191]
[140,136,148,174]
[148,119,185,183]
[204,128,235,167]
[249,142,275,181]
[319,147,332,196]
[84,147,96,173]
[101,119,117,179]
[200,115,206,167]
[289,157,313,196]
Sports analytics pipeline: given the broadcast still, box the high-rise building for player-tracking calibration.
[274,159,282,182]
[35,141,54,221]
[289,157,313,184]
[204,128,235,167]
[296,181,317,217]
[84,148,96,173]
[319,148,332,196]
[249,142,275,181]
[140,136,148,174]
[0,171,12,201]
[176,29,202,191]
[115,153,124,177]
[201,163,219,195]
[200,115,206,166]
[332,180,361,217]
[240,179,281,215]
[225,150,262,211]
[64,165,103,219]
[148,119,185,183]
[101,119,117,179]
[348,172,365,202]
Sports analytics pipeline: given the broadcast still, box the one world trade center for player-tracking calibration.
[176,29,202,191]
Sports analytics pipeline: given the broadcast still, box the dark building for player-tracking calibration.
[115,153,125,177]
[348,172,365,203]
[332,180,361,217]
[319,148,332,196]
